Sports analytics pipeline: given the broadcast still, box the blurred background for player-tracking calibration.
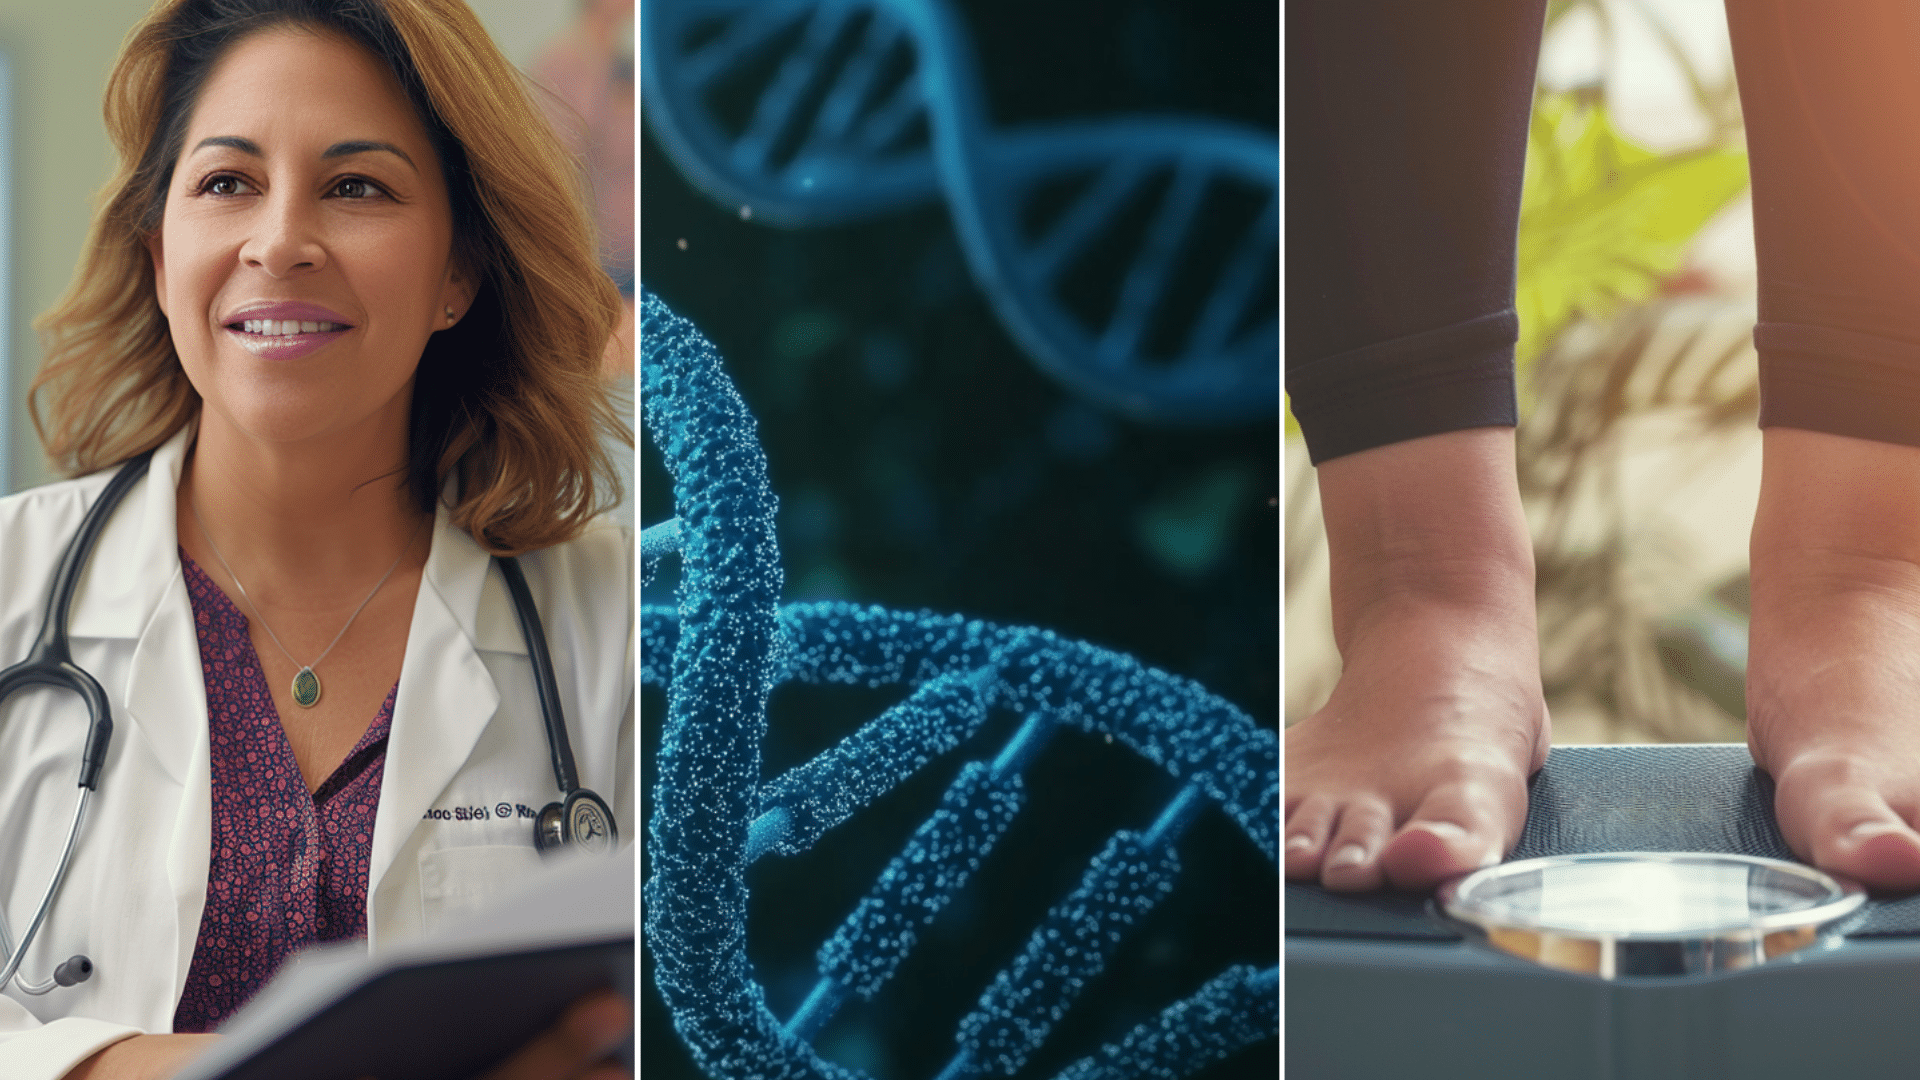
[0,0,634,500]
[641,0,1276,1076]
[1286,0,1761,746]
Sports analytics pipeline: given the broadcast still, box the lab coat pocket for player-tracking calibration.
[417,844,545,933]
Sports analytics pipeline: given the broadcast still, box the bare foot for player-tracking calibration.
[1748,428,1920,893]
[1286,428,1549,892]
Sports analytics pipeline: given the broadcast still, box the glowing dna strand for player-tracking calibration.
[640,288,1278,1080]
[640,0,1278,426]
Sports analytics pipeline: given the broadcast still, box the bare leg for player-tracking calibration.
[1285,427,1548,891]
[1285,0,1545,890]
[1729,1,1920,892]
[1747,429,1920,891]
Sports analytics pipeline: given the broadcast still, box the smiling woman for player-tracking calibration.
[153,28,477,531]
[0,3,633,1080]
[38,0,625,552]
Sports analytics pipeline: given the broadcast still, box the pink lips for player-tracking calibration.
[222,301,355,362]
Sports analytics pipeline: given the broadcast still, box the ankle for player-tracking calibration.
[1316,428,1536,647]
[1753,428,1920,572]
[1750,429,1920,641]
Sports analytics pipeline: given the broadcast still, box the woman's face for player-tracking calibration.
[148,26,470,452]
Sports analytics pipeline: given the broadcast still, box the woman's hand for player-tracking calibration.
[63,1033,218,1080]
[480,989,631,1080]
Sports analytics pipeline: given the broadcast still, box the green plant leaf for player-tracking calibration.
[1516,94,1749,370]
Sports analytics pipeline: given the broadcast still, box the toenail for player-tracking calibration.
[1412,821,1470,843]
[1405,822,1500,867]
[1287,834,1316,853]
[1849,821,1900,840]
[1328,843,1367,868]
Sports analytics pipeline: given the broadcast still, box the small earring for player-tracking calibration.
[445,306,457,324]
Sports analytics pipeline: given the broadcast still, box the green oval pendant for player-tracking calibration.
[291,667,322,708]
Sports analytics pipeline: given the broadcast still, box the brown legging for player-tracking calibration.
[1287,0,1920,464]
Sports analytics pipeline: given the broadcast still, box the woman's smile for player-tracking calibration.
[223,301,356,360]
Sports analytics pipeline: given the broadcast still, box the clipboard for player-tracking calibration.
[174,846,634,1080]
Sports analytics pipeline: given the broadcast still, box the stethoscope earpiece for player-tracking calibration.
[53,955,92,988]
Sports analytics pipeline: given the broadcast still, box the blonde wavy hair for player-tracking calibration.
[31,0,628,554]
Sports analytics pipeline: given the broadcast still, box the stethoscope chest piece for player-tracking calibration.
[534,790,616,856]
[1438,852,1866,979]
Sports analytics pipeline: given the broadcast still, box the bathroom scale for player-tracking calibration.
[1287,744,1920,1080]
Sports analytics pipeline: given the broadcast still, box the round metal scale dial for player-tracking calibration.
[1437,852,1866,978]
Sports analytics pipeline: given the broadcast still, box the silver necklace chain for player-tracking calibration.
[189,500,422,697]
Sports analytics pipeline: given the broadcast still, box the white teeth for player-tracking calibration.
[238,318,346,336]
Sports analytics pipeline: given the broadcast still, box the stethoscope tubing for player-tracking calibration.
[0,452,151,994]
[495,555,580,797]
[0,790,89,994]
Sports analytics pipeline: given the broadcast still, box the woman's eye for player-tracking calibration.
[332,177,383,199]
[201,174,253,196]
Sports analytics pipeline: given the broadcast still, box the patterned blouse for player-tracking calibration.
[171,550,394,1034]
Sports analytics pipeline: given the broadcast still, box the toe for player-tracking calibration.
[1776,771,1920,893]
[1379,781,1516,891]
[1833,822,1920,894]
[1320,799,1393,892]
[1284,795,1338,881]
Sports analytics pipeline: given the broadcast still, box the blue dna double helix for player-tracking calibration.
[640,287,1278,1080]
[640,0,1278,426]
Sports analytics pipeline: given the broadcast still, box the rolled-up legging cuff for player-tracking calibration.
[1756,322,1920,449]
[1287,310,1519,464]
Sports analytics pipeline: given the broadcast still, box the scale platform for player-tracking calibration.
[1287,744,1920,1080]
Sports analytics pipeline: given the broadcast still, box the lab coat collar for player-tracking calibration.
[68,426,193,643]
[73,429,205,793]
[62,428,531,654]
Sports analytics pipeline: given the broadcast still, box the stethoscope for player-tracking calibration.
[0,450,618,995]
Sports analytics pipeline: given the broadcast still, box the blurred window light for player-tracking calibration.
[0,51,14,495]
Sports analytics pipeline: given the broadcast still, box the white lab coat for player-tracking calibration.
[0,428,634,1079]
